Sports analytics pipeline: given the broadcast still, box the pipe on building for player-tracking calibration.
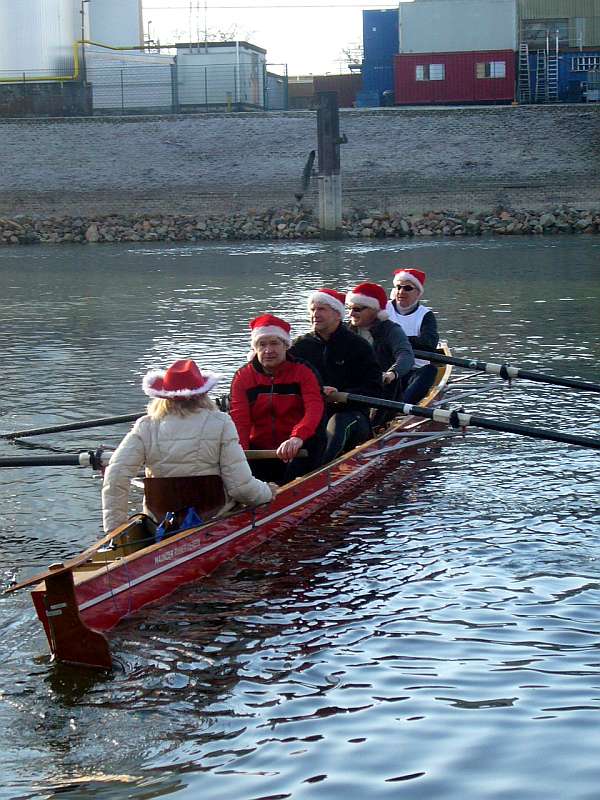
[0,39,178,84]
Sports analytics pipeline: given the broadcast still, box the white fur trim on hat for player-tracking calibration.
[346,291,389,320]
[142,369,220,398]
[250,325,291,346]
[393,271,424,293]
[308,290,346,318]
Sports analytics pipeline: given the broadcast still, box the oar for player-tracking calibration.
[329,391,600,451]
[0,448,307,469]
[414,350,600,394]
[1,412,145,440]
[0,450,112,469]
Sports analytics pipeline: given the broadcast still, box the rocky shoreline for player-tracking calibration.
[1,207,599,245]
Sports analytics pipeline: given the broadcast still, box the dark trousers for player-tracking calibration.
[322,409,372,463]
[371,375,404,428]
[402,364,438,405]
[251,427,326,485]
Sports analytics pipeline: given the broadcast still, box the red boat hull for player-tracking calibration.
[27,355,453,667]
[32,429,434,634]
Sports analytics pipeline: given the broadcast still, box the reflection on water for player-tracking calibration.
[0,237,599,800]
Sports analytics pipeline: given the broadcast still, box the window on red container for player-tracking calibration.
[416,64,445,81]
[476,61,506,79]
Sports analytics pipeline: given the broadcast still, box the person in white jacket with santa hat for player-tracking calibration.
[386,268,439,404]
[102,358,275,534]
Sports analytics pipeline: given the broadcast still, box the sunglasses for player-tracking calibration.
[396,285,416,292]
[349,305,368,312]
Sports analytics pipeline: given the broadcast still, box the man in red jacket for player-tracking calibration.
[230,314,326,483]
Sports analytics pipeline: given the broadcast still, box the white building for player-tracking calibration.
[399,0,518,54]
[175,42,266,109]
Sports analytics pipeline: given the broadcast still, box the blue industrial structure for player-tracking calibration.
[525,49,600,102]
[360,3,600,106]
[519,45,600,102]
[359,9,398,106]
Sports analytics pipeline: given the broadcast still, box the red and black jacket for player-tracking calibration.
[230,354,325,450]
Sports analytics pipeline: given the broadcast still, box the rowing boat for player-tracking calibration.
[9,346,454,669]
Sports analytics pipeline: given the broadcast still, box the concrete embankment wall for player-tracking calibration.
[0,105,599,219]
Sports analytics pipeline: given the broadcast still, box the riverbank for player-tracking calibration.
[1,105,599,221]
[1,205,598,244]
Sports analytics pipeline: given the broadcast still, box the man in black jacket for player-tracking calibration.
[289,288,382,463]
[346,280,414,426]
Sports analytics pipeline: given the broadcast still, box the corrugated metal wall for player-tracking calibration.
[86,49,172,111]
[394,50,516,104]
[0,0,79,78]
[518,0,600,47]
[519,0,600,17]
[176,48,265,107]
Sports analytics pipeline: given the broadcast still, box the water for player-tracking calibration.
[0,237,599,800]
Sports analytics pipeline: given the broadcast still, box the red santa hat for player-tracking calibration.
[392,268,426,293]
[143,359,219,398]
[249,314,292,346]
[307,288,347,317]
[346,281,389,320]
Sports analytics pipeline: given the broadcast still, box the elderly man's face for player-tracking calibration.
[309,301,341,337]
[255,335,288,372]
[395,282,419,308]
[348,304,378,328]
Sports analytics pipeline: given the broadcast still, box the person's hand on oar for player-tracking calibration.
[276,436,304,463]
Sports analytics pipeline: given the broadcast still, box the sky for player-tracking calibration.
[142,1,401,75]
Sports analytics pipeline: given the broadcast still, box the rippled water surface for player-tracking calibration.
[0,237,599,800]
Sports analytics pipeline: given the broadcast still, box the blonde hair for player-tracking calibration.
[147,394,216,420]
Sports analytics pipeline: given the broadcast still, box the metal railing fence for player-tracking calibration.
[0,61,288,118]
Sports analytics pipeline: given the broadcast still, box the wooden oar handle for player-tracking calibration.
[245,449,308,459]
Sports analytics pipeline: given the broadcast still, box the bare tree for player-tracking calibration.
[171,23,256,44]
[340,42,363,71]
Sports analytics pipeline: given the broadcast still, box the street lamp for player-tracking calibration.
[80,0,90,83]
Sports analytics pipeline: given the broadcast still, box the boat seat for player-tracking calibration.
[144,475,226,523]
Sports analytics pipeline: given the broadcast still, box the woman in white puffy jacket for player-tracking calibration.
[102,359,275,533]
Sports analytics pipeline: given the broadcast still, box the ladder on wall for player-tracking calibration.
[546,34,559,102]
[534,34,560,103]
[518,43,531,103]
[534,49,547,102]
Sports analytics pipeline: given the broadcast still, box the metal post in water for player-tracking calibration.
[316,91,345,239]
[171,62,180,114]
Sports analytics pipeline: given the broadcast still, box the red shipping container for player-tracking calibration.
[394,50,515,104]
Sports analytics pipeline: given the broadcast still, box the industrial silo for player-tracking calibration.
[88,0,143,48]
[0,0,80,79]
